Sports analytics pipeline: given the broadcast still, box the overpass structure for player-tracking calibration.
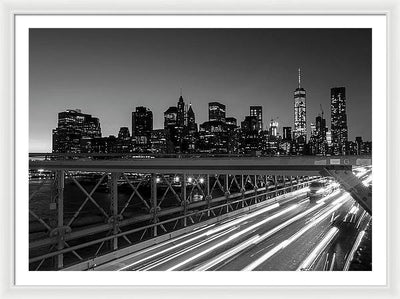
[28,155,371,271]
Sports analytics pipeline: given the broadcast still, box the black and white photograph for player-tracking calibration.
[26,24,376,272]
[27,24,375,273]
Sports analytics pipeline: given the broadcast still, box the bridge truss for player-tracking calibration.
[28,155,371,271]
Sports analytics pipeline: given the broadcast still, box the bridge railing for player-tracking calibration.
[29,166,318,271]
[29,152,372,162]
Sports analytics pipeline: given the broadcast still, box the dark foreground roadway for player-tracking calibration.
[95,180,371,271]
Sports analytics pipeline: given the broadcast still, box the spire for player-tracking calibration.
[178,88,184,103]
[298,68,301,88]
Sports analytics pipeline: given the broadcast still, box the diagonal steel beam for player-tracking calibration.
[121,173,150,211]
[67,173,107,227]
[70,175,109,219]
[29,209,52,231]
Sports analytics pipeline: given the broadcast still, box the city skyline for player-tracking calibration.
[30,28,372,152]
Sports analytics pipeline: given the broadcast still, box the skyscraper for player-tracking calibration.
[177,95,185,127]
[132,106,153,149]
[315,115,327,155]
[164,106,179,152]
[282,127,292,141]
[208,102,226,123]
[186,103,197,134]
[52,109,101,153]
[225,117,237,126]
[293,68,307,153]
[185,103,198,152]
[241,116,259,153]
[269,118,279,137]
[116,127,132,153]
[330,87,348,155]
[250,106,263,131]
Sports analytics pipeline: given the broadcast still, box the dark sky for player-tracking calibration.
[29,28,372,152]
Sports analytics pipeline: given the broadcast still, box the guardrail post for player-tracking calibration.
[241,175,245,208]
[263,175,268,201]
[110,172,119,250]
[253,175,258,203]
[206,174,211,217]
[182,173,187,227]
[290,176,294,192]
[56,170,64,269]
[151,173,158,237]
[225,174,230,213]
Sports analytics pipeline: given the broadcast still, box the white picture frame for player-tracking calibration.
[1,0,399,298]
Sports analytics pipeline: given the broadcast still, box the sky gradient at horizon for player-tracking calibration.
[29,28,372,152]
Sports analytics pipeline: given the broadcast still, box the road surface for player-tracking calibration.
[95,177,371,271]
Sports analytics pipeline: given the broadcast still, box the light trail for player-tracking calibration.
[243,193,350,271]
[99,223,216,270]
[255,202,325,244]
[194,235,261,271]
[362,176,372,186]
[316,189,341,204]
[204,202,280,236]
[296,227,339,271]
[138,226,238,271]
[165,203,302,271]
[356,211,367,229]
[343,230,367,271]
[118,201,282,270]
[329,253,336,271]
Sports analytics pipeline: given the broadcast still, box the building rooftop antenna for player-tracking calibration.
[320,104,324,119]
[298,68,301,88]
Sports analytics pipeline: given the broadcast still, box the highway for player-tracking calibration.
[94,174,372,271]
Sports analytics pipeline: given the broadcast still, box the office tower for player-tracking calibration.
[118,127,130,139]
[132,106,153,143]
[331,87,348,155]
[164,106,178,128]
[186,103,197,133]
[315,115,327,155]
[225,117,239,154]
[150,129,168,154]
[280,127,292,155]
[326,130,332,146]
[225,117,237,126]
[355,136,363,155]
[116,127,132,153]
[184,103,198,152]
[241,116,258,132]
[241,116,259,153]
[293,68,307,152]
[269,118,279,137]
[177,95,185,127]
[310,123,316,136]
[164,106,180,152]
[283,127,292,141]
[250,106,263,131]
[208,102,226,123]
[52,109,101,153]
